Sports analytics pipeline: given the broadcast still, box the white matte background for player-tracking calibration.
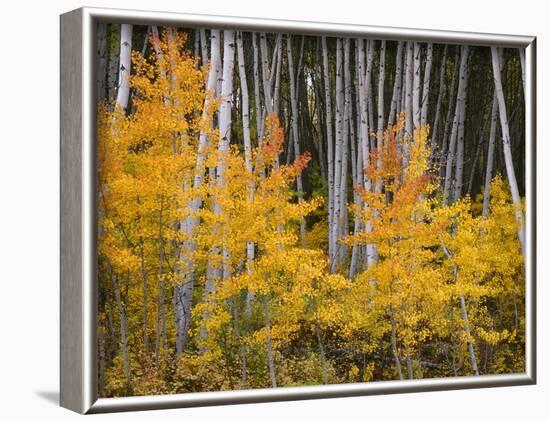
[0,0,546,419]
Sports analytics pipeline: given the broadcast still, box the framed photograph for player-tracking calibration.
[60,7,536,414]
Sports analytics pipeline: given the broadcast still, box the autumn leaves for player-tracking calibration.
[97,29,525,396]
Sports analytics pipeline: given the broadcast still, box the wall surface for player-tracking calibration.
[0,0,546,418]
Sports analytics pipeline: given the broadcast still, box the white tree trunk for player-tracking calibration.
[356,39,376,268]
[236,32,257,315]
[259,33,273,114]
[322,37,335,265]
[199,29,208,66]
[491,46,526,258]
[338,38,351,265]
[388,42,404,126]
[331,38,344,269]
[519,48,526,96]
[273,36,283,115]
[443,46,469,205]
[376,40,386,195]
[404,42,414,137]
[453,61,469,202]
[420,43,433,127]
[286,35,306,239]
[430,45,447,155]
[115,24,133,112]
[252,33,264,143]
[439,48,460,171]
[482,95,499,218]
[365,40,375,140]
[412,42,421,131]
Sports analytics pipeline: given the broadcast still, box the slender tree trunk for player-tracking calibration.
[111,269,131,385]
[97,22,108,102]
[264,295,277,387]
[365,41,375,134]
[460,295,480,375]
[176,30,221,353]
[491,47,526,258]
[519,48,526,96]
[140,242,149,353]
[273,36,283,115]
[155,206,166,361]
[376,40,386,194]
[482,94,499,218]
[404,42,414,137]
[391,316,404,380]
[315,321,329,384]
[331,38,344,270]
[107,25,119,103]
[199,29,208,66]
[356,39,376,268]
[453,63,469,202]
[259,33,273,114]
[237,31,257,316]
[322,37,335,265]
[115,24,133,112]
[420,43,433,127]
[338,38,351,265]
[439,48,460,171]
[388,42,404,126]
[287,35,306,239]
[430,45,448,156]
[412,42,422,131]
[406,357,414,380]
[443,46,469,205]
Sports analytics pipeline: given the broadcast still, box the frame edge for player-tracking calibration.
[59,6,537,414]
[60,7,86,415]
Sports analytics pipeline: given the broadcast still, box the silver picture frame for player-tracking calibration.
[60,6,537,414]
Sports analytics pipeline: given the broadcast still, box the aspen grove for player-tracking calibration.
[96,24,526,397]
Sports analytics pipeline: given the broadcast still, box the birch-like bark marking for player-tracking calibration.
[443,46,469,205]
[420,43,433,127]
[439,48,460,170]
[199,29,208,66]
[215,30,236,276]
[365,40,375,140]
[460,295,480,375]
[356,39,377,268]
[252,33,264,143]
[404,42,414,137]
[453,63,469,202]
[338,38,352,264]
[376,40,386,194]
[273,36,283,115]
[412,42,421,131]
[115,24,133,112]
[322,37,335,264]
[430,45,447,155]
[388,42,404,127]
[331,38,344,269]
[259,33,273,114]
[491,46,526,257]
[237,31,257,316]
[287,35,306,239]
[178,30,221,352]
